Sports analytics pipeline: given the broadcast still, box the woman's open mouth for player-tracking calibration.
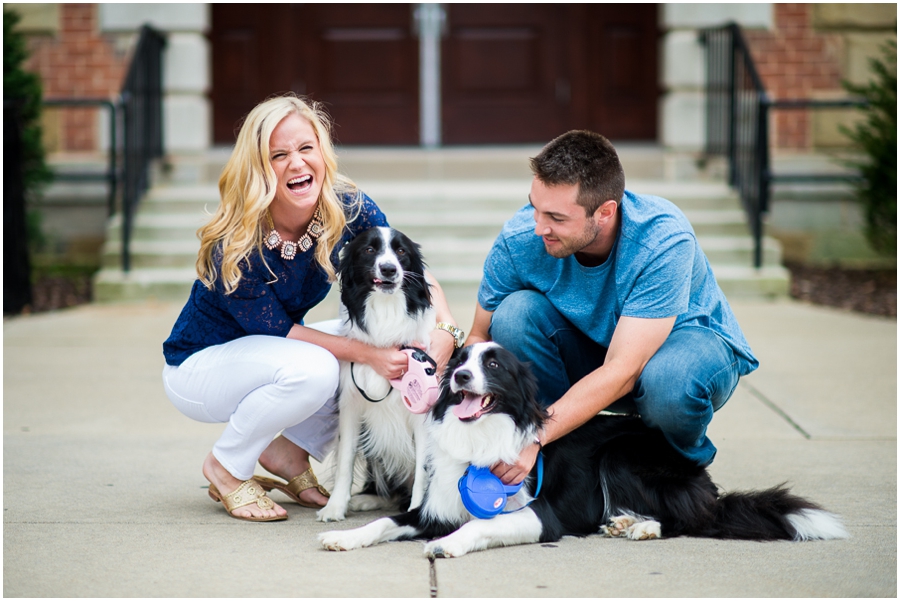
[287,174,313,195]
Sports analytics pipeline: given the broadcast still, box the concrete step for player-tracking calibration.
[137,179,743,214]
[138,184,221,214]
[710,264,791,299]
[93,267,197,303]
[95,173,787,301]
[696,236,783,266]
[100,232,783,275]
[106,212,207,241]
[161,143,675,185]
[113,199,750,242]
[94,261,789,303]
[101,239,201,269]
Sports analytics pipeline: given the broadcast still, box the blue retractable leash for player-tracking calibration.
[458,452,544,519]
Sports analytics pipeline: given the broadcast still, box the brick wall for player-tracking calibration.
[745,4,844,149]
[24,4,128,152]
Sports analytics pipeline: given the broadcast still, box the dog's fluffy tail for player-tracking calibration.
[708,484,849,541]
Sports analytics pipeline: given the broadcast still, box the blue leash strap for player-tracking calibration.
[503,451,544,514]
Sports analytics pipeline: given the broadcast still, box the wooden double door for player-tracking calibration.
[211,4,658,145]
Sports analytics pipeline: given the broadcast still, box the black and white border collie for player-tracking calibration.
[316,227,435,522]
[319,342,848,556]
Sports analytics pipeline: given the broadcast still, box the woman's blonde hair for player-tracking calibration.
[196,94,359,294]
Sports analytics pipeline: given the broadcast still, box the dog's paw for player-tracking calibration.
[316,503,347,523]
[424,538,468,559]
[348,494,393,512]
[601,514,637,537]
[626,520,661,541]
[319,530,364,551]
[424,542,456,559]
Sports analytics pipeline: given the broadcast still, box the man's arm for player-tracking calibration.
[491,314,677,484]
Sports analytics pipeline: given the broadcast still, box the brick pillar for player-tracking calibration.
[25,4,128,152]
[745,4,843,150]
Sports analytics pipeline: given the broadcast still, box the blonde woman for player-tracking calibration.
[162,95,458,522]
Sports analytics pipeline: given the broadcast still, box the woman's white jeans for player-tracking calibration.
[162,320,343,481]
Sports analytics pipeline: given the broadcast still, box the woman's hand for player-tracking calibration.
[428,328,456,376]
[288,325,411,380]
[363,345,410,381]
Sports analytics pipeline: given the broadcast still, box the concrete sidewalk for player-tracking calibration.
[3,296,896,597]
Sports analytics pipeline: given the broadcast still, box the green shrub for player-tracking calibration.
[4,9,52,257]
[841,40,897,258]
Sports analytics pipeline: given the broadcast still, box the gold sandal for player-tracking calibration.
[256,468,330,509]
[207,479,287,522]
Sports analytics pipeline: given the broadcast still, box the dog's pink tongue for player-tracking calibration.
[453,392,485,420]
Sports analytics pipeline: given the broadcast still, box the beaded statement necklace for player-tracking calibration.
[264,207,324,260]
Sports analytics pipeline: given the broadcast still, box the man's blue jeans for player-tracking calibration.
[489,290,740,466]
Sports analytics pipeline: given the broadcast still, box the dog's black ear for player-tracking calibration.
[337,236,361,288]
[392,229,432,308]
[407,270,431,308]
[430,349,466,421]
[437,351,462,396]
[509,353,549,426]
[338,230,375,333]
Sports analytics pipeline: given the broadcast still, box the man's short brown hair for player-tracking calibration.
[529,130,626,216]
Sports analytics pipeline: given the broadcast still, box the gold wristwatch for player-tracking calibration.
[435,322,465,349]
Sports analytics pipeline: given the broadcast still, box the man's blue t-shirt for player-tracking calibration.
[163,191,388,366]
[478,190,758,376]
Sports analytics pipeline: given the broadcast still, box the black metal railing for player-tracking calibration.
[120,25,166,272]
[699,22,866,268]
[39,25,165,272]
[41,98,119,216]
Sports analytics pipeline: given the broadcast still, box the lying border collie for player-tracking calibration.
[316,227,435,522]
[319,342,848,556]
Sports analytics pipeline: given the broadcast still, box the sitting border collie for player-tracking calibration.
[316,227,435,522]
[319,342,848,556]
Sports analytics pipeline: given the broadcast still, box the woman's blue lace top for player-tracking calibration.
[163,191,388,366]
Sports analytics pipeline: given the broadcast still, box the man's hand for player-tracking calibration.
[490,441,541,485]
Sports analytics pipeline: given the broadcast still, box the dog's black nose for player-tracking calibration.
[454,369,472,386]
[379,263,397,278]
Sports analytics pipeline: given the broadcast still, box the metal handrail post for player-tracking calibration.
[106,99,118,216]
[121,92,132,273]
[755,96,771,269]
[41,98,120,216]
[117,24,166,272]
[700,22,866,269]
[727,24,738,187]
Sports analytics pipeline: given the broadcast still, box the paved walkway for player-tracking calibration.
[3,294,896,597]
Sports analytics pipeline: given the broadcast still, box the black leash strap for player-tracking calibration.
[350,362,392,403]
